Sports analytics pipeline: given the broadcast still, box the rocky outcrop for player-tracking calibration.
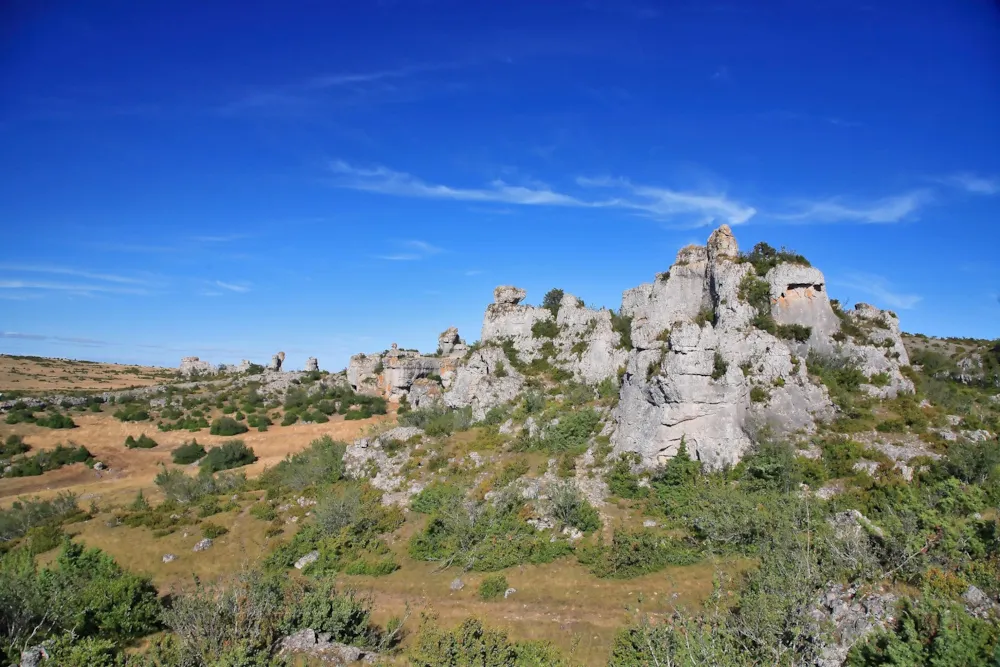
[438,326,467,356]
[810,584,898,667]
[348,341,458,401]
[446,346,524,420]
[278,629,376,665]
[268,351,286,372]
[305,357,319,372]
[611,224,909,469]
[179,356,218,376]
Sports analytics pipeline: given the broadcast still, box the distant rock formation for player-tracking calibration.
[347,331,466,401]
[305,357,319,372]
[179,357,218,376]
[268,351,286,372]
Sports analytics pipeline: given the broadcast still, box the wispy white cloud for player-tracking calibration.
[373,238,446,262]
[836,272,921,310]
[0,331,109,346]
[936,172,999,195]
[773,191,929,224]
[332,161,756,228]
[0,263,149,285]
[0,280,147,295]
[213,280,251,293]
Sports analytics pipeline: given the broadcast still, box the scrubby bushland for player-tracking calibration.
[399,404,474,436]
[171,439,207,464]
[258,435,346,491]
[2,444,93,478]
[546,481,601,533]
[410,618,568,667]
[200,440,257,473]
[0,493,82,544]
[409,487,572,571]
[113,403,150,422]
[209,416,249,436]
[0,435,29,458]
[0,540,161,663]
[33,412,76,429]
[265,484,403,576]
[154,467,247,504]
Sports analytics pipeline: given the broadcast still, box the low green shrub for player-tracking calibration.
[200,440,257,473]
[171,440,207,464]
[125,433,158,449]
[478,574,508,600]
[34,412,76,429]
[577,528,700,578]
[210,416,248,436]
[201,522,229,539]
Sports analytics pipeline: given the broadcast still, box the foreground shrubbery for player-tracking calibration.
[2,444,93,478]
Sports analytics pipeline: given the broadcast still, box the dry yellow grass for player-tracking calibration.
[0,354,175,392]
[0,410,390,504]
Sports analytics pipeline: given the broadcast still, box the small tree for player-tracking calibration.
[542,288,564,317]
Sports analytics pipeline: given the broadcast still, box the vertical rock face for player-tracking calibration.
[347,334,466,402]
[766,264,841,342]
[445,346,524,420]
[305,357,319,372]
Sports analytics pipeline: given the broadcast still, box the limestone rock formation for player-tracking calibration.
[438,326,467,356]
[305,357,319,372]
[179,356,218,376]
[445,346,525,420]
[611,224,910,468]
[348,337,463,402]
[268,351,286,372]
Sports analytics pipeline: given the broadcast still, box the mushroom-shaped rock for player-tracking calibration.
[493,285,527,305]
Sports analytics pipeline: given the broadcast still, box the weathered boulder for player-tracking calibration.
[305,357,319,372]
[494,285,527,305]
[766,263,841,342]
[294,550,320,570]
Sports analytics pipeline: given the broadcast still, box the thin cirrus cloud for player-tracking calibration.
[937,172,999,195]
[836,272,921,310]
[213,280,251,293]
[0,280,148,295]
[772,191,930,224]
[331,160,756,228]
[0,263,150,285]
[0,331,109,346]
[375,239,446,261]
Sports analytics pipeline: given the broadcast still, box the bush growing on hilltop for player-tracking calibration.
[542,288,564,317]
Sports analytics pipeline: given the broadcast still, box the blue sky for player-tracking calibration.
[1,0,998,371]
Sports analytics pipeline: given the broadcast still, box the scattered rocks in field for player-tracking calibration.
[162,553,177,563]
[278,628,376,665]
[642,519,658,528]
[504,587,517,599]
[193,538,213,552]
[294,550,320,570]
[450,577,465,591]
[296,496,317,508]
[562,526,583,541]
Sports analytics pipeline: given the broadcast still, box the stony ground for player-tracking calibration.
[0,354,175,393]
